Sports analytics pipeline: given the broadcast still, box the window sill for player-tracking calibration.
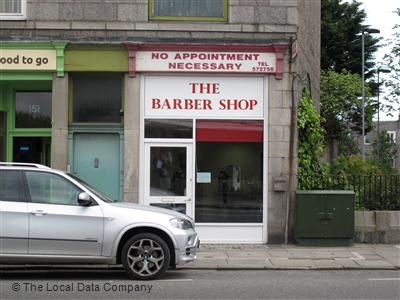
[148,17,228,23]
[0,14,26,21]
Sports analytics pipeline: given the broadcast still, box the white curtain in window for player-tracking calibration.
[153,0,224,18]
[0,0,21,14]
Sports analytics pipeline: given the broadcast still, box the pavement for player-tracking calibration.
[178,243,400,270]
[1,244,399,272]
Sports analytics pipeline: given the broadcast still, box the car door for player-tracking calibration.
[24,170,104,256]
[0,169,29,254]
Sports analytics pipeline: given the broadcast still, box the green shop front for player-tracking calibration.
[64,45,128,201]
[0,42,66,165]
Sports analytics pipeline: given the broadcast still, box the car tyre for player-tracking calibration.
[121,233,170,280]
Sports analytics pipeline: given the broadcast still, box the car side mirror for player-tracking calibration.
[78,192,93,206]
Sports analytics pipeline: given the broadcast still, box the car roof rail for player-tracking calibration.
[0,162,51,169]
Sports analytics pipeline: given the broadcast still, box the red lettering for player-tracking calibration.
[152,52,168,59]
[219,99,227,110]
[194,99,202,110]
[249,100,257,110]
[152,98,214,111]
[152,98,161,109]
[173,99,183,109]
[235,63,242,70]
[212,84,220,94]
[174,53,182,59]
[218,99,257,110]
[161,99,171,109]
[190,83,220,94]
[204,99,212,110]
[184,99,193,110]
[238,100,249,110]
[189,83,196,94]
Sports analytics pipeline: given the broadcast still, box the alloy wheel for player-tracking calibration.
[126,238,165,277]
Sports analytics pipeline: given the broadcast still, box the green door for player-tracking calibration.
[73,133,121,201]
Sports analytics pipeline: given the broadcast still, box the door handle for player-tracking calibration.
[30,210,48,216]
[94,157,99,168]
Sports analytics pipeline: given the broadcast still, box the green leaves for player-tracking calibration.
[321,0,380,78]
[321,70,376,141]
[371,130,398,174]
[298,89,326,190]
[383,8,400,116]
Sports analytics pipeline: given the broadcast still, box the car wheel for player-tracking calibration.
[121,233,170,280]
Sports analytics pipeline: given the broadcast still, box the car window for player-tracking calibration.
[0,170,24,202]
[25,171,81,206]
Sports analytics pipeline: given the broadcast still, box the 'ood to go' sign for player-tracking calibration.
[0,49,56,70]
[144,76,265,118]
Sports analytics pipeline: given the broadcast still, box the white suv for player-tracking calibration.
[0,163,198,280]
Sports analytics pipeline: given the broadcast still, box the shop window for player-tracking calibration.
[13,137,51,166]
[15,92,52,128]
[149,0,228,22]
[0,0,26,20]
[195,120,263,223]
[72,73,122,123]
[145,119,192,139]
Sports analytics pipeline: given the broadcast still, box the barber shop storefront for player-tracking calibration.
[129,44,285,243]
[2,41,288,243]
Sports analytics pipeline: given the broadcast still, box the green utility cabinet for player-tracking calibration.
[295,190,355,246]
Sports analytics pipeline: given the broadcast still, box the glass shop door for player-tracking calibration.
[144,143,193,218]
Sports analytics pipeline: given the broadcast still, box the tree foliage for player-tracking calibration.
[371,130,398,174]
[383,8,400,117]
[297,89,326,189]
[321,0,380,78]
[321,70,374,139]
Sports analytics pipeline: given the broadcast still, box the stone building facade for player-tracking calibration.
[0,0,321,243]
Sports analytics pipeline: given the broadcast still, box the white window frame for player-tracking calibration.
[387,131,396,144]
[0,0,26,20]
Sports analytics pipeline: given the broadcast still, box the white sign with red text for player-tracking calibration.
[144,76,264,118]
[137,51,276,73]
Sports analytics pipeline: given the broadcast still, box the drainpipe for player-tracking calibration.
[284,38,295,245]
[284,39,311,244]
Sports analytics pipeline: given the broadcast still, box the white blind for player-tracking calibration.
[153,0,224,18]
[0,0,21,14]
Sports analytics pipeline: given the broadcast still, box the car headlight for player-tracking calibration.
[170,218,193,229]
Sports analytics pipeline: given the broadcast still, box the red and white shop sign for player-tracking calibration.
[144,76,264,118]
[136,51,276,74]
